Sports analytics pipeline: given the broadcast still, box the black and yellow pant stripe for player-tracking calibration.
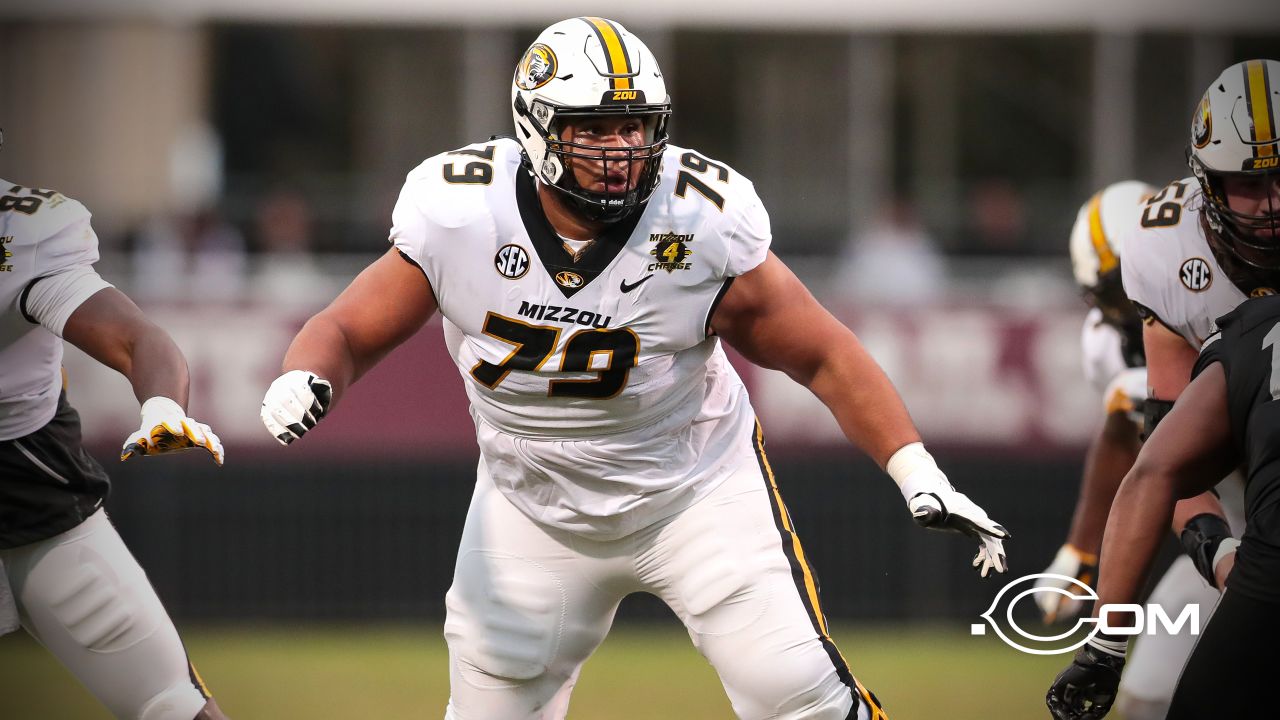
[752,420,888,720]
[186,653,212,700]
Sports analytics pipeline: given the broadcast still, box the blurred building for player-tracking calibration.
[2,2,1274,265]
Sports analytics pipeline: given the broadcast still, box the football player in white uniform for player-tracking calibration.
[1047,58,1279,720]
[261,18,1009,720]
[1039,180,1224,720]
[1039,179,1152,617]
[1038,180,1153,624]
[0,130,228,719]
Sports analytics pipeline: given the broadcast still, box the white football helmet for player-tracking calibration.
[1068,180,1154,358]
[512,17,670,222]
[1188,59,1280,272]
[1068,180,1155,292]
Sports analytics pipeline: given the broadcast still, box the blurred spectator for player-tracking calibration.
[966,178,1029,255]
[250,187,336,307]
[833,196,946,304]
[131,207,248,303]
[131,121,249,302]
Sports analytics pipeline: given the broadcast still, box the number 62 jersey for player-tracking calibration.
[390,139,771,540]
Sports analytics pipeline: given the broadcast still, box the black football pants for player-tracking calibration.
[1165,588,1280,719]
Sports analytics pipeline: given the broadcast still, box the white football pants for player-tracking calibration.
[1115,472,1242,720]
[442,428,887,720]
[1116,555,1221,720]
[1,509,212,720]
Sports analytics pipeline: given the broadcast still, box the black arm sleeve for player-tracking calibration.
[1141,399,1175,442]
[1179,513,1233,586]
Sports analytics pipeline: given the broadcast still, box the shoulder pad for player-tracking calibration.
[658,146,771,277]
[402,139,522,229]
[660,145,763,210]
[0,181,92,249]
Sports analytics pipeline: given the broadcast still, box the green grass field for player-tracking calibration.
[0,623,1070,719]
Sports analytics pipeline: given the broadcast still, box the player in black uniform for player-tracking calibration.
[1047,294,1280,719]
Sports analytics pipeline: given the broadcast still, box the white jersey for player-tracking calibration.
[1121,177,1249,533]
[391,140,770,539]
[1122,178,1252,347]
[1080,307,1147,419]
[0,181,112,440]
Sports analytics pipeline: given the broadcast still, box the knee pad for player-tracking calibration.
[51,550,148,653]
[663,512,764,636]
[443,550,566,684]
[18,526,159,653]
[137,682,208,720]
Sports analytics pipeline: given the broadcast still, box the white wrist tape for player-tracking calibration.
[141,396,185,420]
[1087,635,1128,658]
[1213,537,1241,573]
[885,442,951,502]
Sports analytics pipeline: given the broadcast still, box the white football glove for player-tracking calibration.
[889,442,1010,577]
[261,370,333,445]
[1034,544,1098,623]
[121,396,224,466]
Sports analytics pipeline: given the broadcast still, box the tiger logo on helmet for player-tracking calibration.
[516,44,558,91]
[1192,93,1213,150]
[1068,180,1155,365]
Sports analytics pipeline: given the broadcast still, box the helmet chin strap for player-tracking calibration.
[562,188,636,224]
[549,160,641,225]
[1201,212,1280,292]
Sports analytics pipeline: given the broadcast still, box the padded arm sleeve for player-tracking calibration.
[21,265,113,337]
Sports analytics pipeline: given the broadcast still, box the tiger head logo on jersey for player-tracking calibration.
[515,44,558,91]
[555,271,584,289]
[648,232,694,272]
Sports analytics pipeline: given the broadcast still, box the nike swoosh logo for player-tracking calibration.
[620,274,654,293]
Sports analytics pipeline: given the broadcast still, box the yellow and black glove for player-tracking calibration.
[121,396,224,466]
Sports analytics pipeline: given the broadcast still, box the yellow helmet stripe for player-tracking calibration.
[1087,191,1118,275]
[582,17,632,90]
[1245,59,1276,158]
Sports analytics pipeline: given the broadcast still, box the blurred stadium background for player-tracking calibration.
[0,1,1276,717]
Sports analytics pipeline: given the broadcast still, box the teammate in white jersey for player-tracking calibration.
[1039,180,1225,720]
[0,132,228,719]
[1036,180,1153,623]
[1047,58,1279,720]
[261,18,1009,720]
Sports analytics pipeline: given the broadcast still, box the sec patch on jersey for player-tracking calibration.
[1180,257,1212,292]
[495,244,530,279]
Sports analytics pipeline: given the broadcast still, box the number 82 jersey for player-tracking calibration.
[390,139,771,539]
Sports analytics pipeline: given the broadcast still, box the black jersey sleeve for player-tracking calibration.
[1194,295,1280,603]
[1194,296,1280,495]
